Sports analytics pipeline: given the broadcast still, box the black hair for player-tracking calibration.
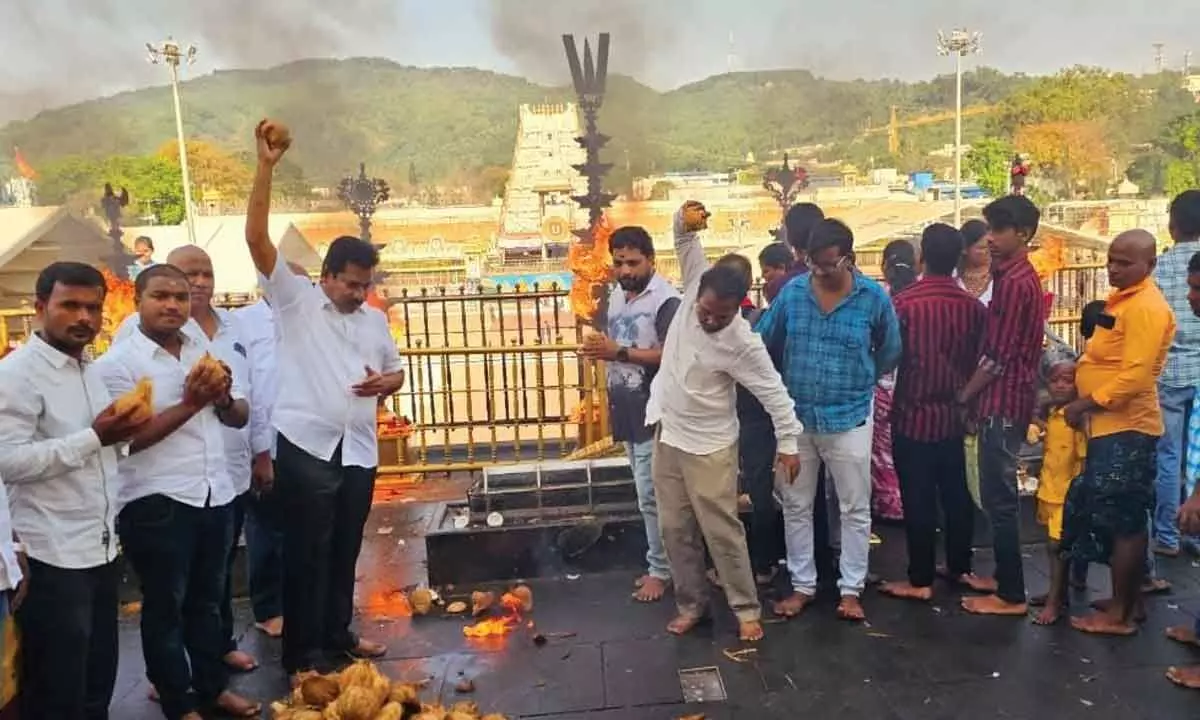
[960,218,988,247]
[609,226,656,259]
[697,263,750,302]
[1080,300,1107,340]
[35,262,106,303]
[783,202,825,254]
[1189,250,1200,274]
[920,223,965,277]
[882,239,918,294]
[133,235,154,250]
[1170,190,1200,241]
[322,235,380,276]
[758,242,794,270]
[982,195,1040,239]
[134,263,188,298]
[807,218,854,257]
[715,252,753,286]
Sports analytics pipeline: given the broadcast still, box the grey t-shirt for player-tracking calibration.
[607,295,681,444]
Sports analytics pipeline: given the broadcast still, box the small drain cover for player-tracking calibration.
[678,666,727,703]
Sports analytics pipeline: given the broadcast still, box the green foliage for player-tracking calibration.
[36,154,185,223]
[1165,159,1199,198]
[965,136,1013,196]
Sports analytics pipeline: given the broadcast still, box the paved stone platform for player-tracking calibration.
[111,496,1200,719]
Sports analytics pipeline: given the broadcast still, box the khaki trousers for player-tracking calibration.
[651,435,761,623]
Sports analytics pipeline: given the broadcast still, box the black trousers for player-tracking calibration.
[978,417,1028,604]
[276,435,377,673]
[17,558,120,720]
[738,417,784,575]
[119,495,232,720]
[893,434,975,587]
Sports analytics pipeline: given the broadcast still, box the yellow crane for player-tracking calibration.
[864,104,998,155]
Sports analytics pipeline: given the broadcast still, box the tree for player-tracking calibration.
[36,154,186,224]
[408,161,419,188]
[156,139,252,201]
[964,136,1013,196]
[1165,159,1199,199]
[1015,121,1111,198]
[648,181,675,200]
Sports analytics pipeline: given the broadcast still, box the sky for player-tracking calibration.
[2,0,1198,124]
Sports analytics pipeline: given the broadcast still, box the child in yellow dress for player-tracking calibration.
[1029,346,1088,625]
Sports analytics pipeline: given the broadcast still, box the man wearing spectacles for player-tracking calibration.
[756,218,901,623]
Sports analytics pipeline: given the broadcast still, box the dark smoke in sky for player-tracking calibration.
[0,0,401,124]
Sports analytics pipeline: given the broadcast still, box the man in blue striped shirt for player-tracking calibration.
[756,218,901,622]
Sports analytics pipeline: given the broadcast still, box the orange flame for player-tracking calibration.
[565,215,614,321]
[1029,235,1066,285]
[12,147,36,180]
[462,593,524,638]
[99,269,136,352]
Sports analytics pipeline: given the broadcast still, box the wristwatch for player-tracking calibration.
[616,347,630,363]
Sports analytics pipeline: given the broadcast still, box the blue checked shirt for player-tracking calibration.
[755,271,901,434]
[1154,242,1200,388]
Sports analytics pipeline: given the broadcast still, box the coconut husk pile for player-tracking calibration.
[270,660,508,720]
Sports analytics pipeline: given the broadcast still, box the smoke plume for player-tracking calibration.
[0,0,402,124]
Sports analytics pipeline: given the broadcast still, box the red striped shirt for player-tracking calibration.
[892,276,987,442]
[976,252,1045,424]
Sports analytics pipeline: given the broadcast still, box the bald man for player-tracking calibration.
[230,260,311,639]
[1061,229,1176,636]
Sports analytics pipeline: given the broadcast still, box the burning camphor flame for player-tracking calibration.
[565,214,613,321]
[97,269,136,353]
[1029,234,1066,285]
[462,592,524,638]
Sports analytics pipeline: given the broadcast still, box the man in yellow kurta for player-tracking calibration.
[1062,229,1176,636]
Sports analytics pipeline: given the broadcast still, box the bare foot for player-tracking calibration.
[1070,611,1137,636]
[633,575,648,588]
[1143,578,1173,595]
[878,581,933,602]
[666,614,705,636]
[1167,665,1200,689]
[213,690,260,718]
[772,592,814,618]
[348,638,387,659]
[1166,625,1200,647]
[1089,597,1147,623]
[224,649,258,672]
[956,573,998,593]
[961,595,1028,616]
[836,596,866,622]
[1153,543,1181,558]
[739,620,764,642]
[255,616,283,637]
[633,576,667,603]
[181,713,203,720]
[1032,605,1062,626]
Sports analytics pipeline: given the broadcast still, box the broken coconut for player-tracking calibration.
[509,585,533,613]
[471,591,495,616]
[300,674,341,706]
[446,600,468,614]
[410,588,434,615]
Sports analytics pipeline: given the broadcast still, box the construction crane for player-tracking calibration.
[863,104,997,155]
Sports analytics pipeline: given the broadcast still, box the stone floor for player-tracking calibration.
[111,490,1200,719]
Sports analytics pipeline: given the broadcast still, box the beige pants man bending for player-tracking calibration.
[652,434,760,631]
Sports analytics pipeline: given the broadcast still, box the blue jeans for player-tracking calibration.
[627,439,670,580]
[1154,384,1194,550]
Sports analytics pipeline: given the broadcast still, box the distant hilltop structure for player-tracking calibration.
[498,103,588,258]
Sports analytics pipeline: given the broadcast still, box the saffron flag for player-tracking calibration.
[12,147,35,180]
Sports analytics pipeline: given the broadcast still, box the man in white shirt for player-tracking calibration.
[229,261,309,639]
[0,261,145,720]
[94,264,259,720]
[246,120,405,676]
[645,202,803,643]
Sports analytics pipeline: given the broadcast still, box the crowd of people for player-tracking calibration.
[586,188,1200,687]
[2,119,1200,720]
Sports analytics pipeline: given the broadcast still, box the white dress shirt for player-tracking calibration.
[645,210,803,456]
[0,478,20,592]
[115,311,263,495]
[0,334,118,570]
[234,299,280,457]
[259,253,402,468]
[93,327,243,511]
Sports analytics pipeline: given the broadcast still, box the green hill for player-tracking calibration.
[0,58,1035,188]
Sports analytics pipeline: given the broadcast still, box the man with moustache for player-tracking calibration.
[245,119,405,678]
[0,262,148,720]
[647,202,803,643]
[94,264,258,720]
[579,226,681,603]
